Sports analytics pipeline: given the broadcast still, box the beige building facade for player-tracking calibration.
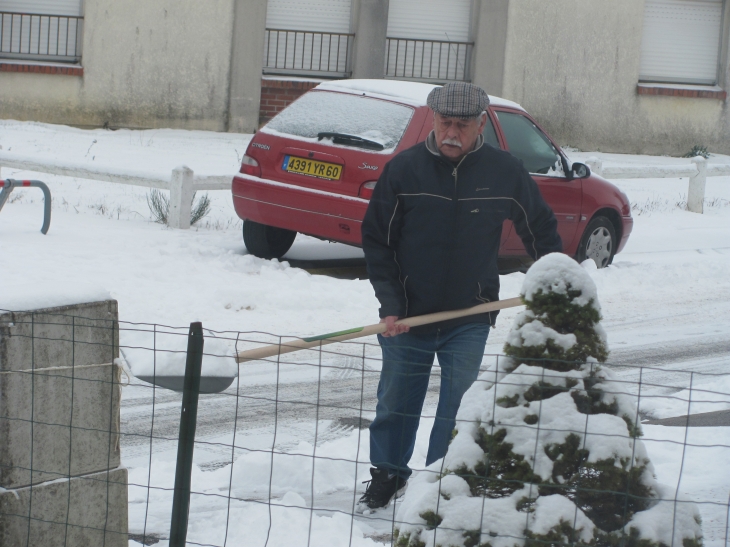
[473,0,730,155]
[1,0,728,155]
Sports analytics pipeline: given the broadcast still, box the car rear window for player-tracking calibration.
[262,91,415,152]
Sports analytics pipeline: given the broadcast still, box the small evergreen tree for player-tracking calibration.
[394,254,702,547]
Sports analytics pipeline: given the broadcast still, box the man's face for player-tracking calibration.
[433,112,487,161]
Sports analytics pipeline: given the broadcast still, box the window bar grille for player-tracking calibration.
[263,28,353,76]
[309,32,314,71]
[292,31,298,70]
[385,39,391,75]
[282,31,288,70]
[274,31,279,70]
[385,37,474,82]
[335,33,341,73]
[65,16,70,56]
[8,13,13,51]
[410,40,416,79]
[318,33,322,71]
[0,12,82,61]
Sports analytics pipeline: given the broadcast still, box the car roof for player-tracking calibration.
[314,79,525,111]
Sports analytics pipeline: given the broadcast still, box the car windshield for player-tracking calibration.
[263,91,415,152]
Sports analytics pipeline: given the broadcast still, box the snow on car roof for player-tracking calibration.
[315,79,525,111]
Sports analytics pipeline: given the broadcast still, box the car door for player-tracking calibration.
[492,109,581,255]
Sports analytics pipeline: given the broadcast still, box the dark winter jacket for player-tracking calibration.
[362,132,562,329]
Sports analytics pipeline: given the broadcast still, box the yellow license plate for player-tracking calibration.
[283,155,342,180]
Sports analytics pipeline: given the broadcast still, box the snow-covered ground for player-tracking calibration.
[1,120,730,546]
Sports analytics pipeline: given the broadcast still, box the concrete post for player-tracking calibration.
[0,300,127,547]
[351,0,389,79]
[169,166,194,230]
[688,156,707,214]
[585,156,603,176]
[227,0,268,132]
[470,0,510,95]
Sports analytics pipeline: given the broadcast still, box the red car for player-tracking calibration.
[232,80,632,268]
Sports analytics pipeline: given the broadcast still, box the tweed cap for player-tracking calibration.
[427,82,490,118]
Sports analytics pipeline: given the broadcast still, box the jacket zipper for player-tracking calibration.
[452,154,469,188]
[476,283,496,326]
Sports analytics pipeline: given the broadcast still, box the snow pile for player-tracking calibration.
[0,281,111,312]
[315,79,526,110]
[394,254,702,547]
[317,79,438,105]
[126,428,380,546]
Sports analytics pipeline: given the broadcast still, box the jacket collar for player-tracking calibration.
[425,131,484,160]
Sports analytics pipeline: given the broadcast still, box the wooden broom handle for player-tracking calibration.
[235,297,523,363]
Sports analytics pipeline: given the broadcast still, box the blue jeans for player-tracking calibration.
[369,322,490,479]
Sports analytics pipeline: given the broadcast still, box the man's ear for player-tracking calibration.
[477,112,488,134]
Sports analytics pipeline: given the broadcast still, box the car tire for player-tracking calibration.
[243,220,297,259]
[575,216,616,268]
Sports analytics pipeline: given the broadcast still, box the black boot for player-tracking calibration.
[357,467,407,511]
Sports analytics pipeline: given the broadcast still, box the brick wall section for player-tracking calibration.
[636,84,727,101]
[0,63,84,76]
[259,79,321,125]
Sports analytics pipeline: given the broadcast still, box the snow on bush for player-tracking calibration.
[394,253,702,547]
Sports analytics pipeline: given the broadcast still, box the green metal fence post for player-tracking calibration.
[169,322,204,547]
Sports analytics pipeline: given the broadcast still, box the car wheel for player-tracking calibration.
[575,216,616,268]
[243,220,297,259]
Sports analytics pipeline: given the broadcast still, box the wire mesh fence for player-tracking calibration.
[2,307,730,547]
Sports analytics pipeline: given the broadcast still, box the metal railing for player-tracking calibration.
[584,155,730,214]
[263,28,353,77]
[0,11,83,63]
[385,37,473,82]
[0,151,231,229]
[0,179,52,234]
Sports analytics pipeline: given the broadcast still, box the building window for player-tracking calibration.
[385,0,474,82]
[639,0,724,86]
[0,0,83,63]
[263,0,354,77]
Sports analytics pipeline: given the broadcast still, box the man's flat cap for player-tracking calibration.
[427,82,490,118]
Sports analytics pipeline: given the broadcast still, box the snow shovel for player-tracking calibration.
[136,298,523,394]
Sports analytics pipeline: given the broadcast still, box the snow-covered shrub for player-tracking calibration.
[146,189,211,225]
[682,145,710,159]
[394,254,702,547]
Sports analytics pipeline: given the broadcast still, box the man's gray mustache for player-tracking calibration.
[441,139,462,148]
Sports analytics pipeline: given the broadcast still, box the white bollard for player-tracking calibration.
[585,156,603,176]
[687,156,707,214]
[168,166,194,229]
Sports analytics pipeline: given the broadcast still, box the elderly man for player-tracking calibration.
[358,82,562,511]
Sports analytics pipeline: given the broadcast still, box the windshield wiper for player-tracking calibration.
[317,132,385,151]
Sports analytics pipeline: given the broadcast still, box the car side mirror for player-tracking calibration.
[571,162,591,179]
